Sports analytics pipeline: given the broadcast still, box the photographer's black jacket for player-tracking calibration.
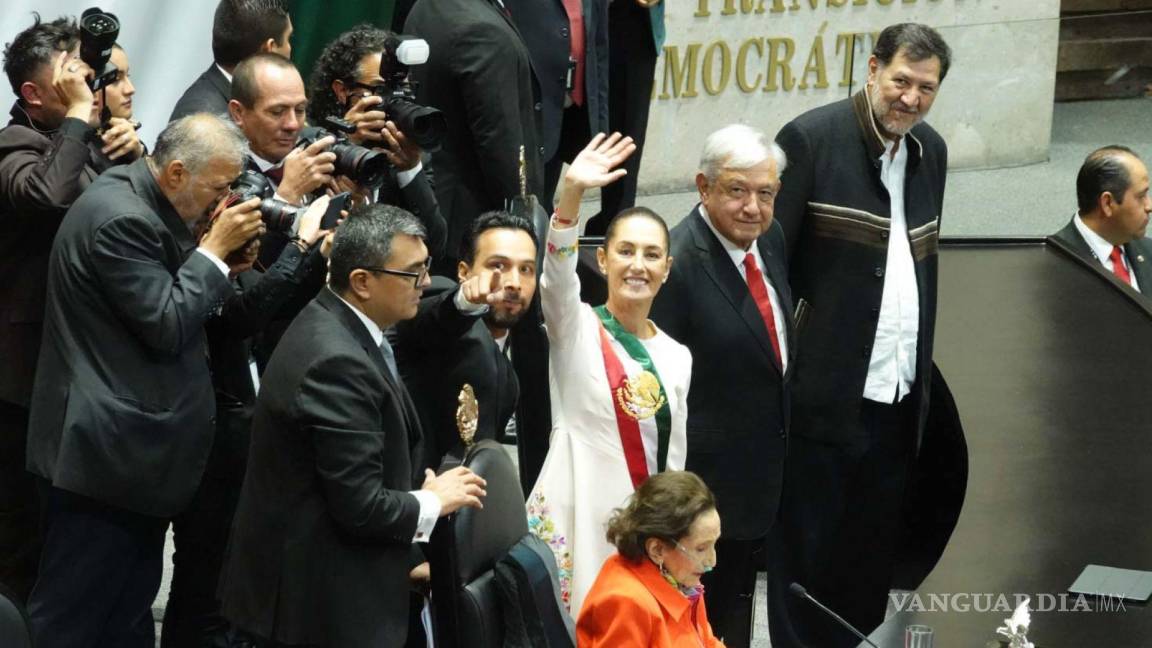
[0,105,100,408]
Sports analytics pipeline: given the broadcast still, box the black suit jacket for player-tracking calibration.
[395,286,520,470]
[649,207,794,539]
[220,287,426,646]
[26,158,232,517]
[405,0,544,272]
[503,0,609,161]
[1050,218,1152,293]
[0,110,100,408]
[169,63,231,122]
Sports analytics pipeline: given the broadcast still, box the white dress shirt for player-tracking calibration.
[1073,212,1140,292]
[698,206,789,371]
[863,137,919,404]
[333,290,441,542]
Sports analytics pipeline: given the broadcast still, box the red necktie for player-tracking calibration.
[263,165,284,185]
[743,253,782,366]
[1110,246,1132,285]
[560,0,585,106]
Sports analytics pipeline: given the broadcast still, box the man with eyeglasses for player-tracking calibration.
[306,25,445,257]
[220,203,486,647]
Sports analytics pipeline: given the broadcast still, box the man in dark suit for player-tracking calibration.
[396,211,544,475]
[649,124,793,648]
[0,15,142,603]
[219,204,487,647]
[1050,146,1152,292]
[304,25,447,257]
[405,0,544,275]
[169,0,293,122]
[160,197,332,648]
[25,114,263,647]
[504,0,609,210]
[770,23,951,647]
[587,0,665,235]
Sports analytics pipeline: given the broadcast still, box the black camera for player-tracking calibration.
[79,7,119,91]
[298,117,391,187]
[228,169,300,233]
[372,35,446,151]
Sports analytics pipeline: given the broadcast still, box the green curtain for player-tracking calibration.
[289,0,397,87]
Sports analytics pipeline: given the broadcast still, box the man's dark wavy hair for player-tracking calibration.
[307,24,390,124]
[3,13,79,96]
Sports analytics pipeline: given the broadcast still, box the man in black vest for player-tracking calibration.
[26,114,262,648]
[769,23,952,647]
[169,0,293,122]
[1050,146,1152,292]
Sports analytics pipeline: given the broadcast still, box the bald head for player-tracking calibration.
[228,52,307,162]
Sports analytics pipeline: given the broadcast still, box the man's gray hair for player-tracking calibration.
[151,113,249,173]
[329,203,427,293]
[699,124,787,181]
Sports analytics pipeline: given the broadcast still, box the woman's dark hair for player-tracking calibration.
[605,471,717,562]
[307,24,390,124]
[603,206,670,250]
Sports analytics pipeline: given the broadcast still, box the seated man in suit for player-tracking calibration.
[169,0,293,122]
[649,124,792,648]
[395,211,540,471]
[219,203,487,647]
[1052,145,1152,291]
[306,24,446,257]
[25,113,264,648]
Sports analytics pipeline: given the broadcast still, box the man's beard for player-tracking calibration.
[483,303,526,330]
[870,91,923,138]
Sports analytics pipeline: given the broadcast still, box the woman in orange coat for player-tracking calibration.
[576,471,725,647]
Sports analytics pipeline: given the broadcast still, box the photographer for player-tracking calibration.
[229,52,337,268]
[26,113,262,648]
[0,14,141,603]
[307,25,445,258]
[162,193,334,648]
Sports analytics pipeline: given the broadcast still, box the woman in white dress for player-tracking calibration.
[527,133,693,616]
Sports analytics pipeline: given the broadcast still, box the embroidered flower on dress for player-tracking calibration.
[546,241,577,258]
[526,491,574,608]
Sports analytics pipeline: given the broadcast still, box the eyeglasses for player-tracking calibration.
[357,256,431,288]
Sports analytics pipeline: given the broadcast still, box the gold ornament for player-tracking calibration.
[456,384,479,448]
[615,371,665,420]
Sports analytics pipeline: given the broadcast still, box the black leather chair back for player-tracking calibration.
[430,440,529,648]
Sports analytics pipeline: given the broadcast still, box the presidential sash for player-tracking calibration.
[594,305,672,489]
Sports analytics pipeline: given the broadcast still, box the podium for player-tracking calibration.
[863,238,1152,646]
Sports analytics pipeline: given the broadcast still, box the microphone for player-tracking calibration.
[789,582,879,648]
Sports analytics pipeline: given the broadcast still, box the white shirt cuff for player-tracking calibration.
[196,248,230,277]
[453,286,490,315]
[396,161,423,189]
[409,489,442,543]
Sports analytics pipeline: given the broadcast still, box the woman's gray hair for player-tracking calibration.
[151,113,249,173]
[699,124,787,181]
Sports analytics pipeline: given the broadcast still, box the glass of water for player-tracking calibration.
[904,624,933,648]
